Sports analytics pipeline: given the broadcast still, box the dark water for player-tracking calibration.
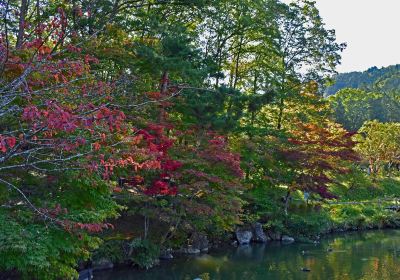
[94,230,400,280]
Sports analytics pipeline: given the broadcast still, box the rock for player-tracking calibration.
[186,246,201,254]
[281,235,295,244]
[78,268,93,280]
[92,258,114,271]
[235,229,253,245]
[267,231,281,241]
[301,267,311,272]
[190,232,209,252]
[235,244,253,258]
[159,253,174,260]
[251,222,268,243]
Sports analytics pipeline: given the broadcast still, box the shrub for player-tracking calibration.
[129,238,160,269]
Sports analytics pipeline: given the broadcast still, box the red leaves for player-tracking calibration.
[6,137,16,149]
[96,107,126,132]
[0,136,17,153]
[185,169,224,184]
[161,159,182,172]
[144,180,177,196]
[22,106,41,121]
[135,124,183,196]
[73,222,114,233]
[201,135,243,178]
[46,102,78,132]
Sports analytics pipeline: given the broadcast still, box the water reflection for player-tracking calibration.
[94,230,400,280]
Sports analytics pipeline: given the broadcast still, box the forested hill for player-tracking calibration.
[325,64,400,96]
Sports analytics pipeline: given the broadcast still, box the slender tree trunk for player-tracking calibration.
[36,0,40,23]
[16,0,28,49]
[284,190,291,216]
[253,71,258,95]
[248,71,258,138]
[233,36,243,90]
[144,215,149,239]
[215,54,223,88]
[159,71,169,124]
[140,2,151,39]
[277,97,284,130]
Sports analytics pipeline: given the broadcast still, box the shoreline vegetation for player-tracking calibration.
[1,0,400,279]
[88,175,400,273]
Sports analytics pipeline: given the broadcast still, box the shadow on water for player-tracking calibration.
[94,230,400,280]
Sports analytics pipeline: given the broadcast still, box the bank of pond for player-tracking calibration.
[92,229,400,280]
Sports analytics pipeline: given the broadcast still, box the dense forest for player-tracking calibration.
[325,64,400,96]
[328,65,400,131]
[1,1,400,279]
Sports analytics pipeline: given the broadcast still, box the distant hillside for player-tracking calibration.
[325,64,400,96]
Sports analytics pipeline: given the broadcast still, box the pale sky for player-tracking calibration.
[282,0,400,73]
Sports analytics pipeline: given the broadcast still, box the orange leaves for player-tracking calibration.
[93,142,101,151]
[113,187,123,193]
[282,120,359,198]
[145,91,161,99]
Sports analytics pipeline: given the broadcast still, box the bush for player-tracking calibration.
[92,240,126,264]
[286,211,331,238]
[129,238,160,269]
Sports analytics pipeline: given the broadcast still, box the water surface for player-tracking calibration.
[94,230,400,280]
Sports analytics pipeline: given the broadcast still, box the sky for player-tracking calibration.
[282,0,400,73]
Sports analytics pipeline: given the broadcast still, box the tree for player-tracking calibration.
[355,121,400,175]
[269,0,345,129]
[0,5,168,278]
[329,88,400,131]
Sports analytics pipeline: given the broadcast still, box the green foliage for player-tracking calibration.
[129,238,160,269]
[286,211,331,238]
[0,210,101,280]
[92,240,125,264]
[355,121,400,174]
[2,0,391,278]
[0,172,119,278]
[325,64,400,96]
[327,204,400,231]
[329,88,400,131]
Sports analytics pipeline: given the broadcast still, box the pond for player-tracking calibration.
[94,230,400,280]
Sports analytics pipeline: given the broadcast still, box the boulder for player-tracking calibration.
[159,253,174,260]
[235,229,253,245]
[190,232,209,252]
[78,269,93,280]
[186,246,201,254]
[251,222,268,243]
[267,231,281,241]
[92,258,114,271]
[281,235,295,244]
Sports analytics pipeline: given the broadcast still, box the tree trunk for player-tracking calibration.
[144,215,149,239]
[233,36,243,90]
[158,71,169,124]
[277,97,284,130]
[284,190,291,216]
[16,0,28,49]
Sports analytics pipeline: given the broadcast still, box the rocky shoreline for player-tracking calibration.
[79,219,400,280]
